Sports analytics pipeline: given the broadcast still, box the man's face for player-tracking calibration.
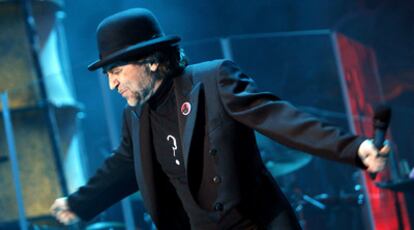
[106,63,160,106]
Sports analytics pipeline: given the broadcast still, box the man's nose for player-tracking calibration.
[108,74,119,90]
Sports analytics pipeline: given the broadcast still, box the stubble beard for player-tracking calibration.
[130,66,160,107]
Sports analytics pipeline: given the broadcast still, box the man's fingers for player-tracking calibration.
[379,144,391,156]
[50,197,79,225]
[50,198,69,216]
[61,211,70,220]
[61,212,75,224]
[359,139,390,173]
[51,206,63,215]
[56,210,77,225]
[56,210,66,221]
[366,158,387,173]
[61,212,79,225]
[50,201,62,214]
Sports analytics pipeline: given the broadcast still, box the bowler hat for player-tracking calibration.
[88,8,180,71]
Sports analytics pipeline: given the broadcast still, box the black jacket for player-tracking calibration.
[68,60,365,229]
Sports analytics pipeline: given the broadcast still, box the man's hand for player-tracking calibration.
[358,139,391,173]
[50,197,80,225]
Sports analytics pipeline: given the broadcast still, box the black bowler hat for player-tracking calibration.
[88,8,181,71]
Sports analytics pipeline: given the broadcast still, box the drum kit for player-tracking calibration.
[254,132,313,177]
[255,132,364,229]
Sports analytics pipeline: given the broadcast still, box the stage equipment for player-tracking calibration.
[377,179,414,193]
[255,132,312,177]
[181,29,412,229]
[0,0,86,226]
[85,221,126,230]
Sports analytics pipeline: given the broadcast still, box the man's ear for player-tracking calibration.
[149,62,159,72]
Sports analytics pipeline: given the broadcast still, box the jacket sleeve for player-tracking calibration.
[67,108,138,221]
[216,60,366,168]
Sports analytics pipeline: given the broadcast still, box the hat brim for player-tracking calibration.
[87,35,181,71]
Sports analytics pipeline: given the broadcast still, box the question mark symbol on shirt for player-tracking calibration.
[167,135,180,165]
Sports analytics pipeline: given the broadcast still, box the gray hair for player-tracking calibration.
[137,46,188,79]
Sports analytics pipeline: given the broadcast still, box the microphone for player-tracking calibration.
[373,105,391,149]
[369,104,391,180]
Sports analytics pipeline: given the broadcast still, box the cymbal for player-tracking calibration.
[255,132,312,177]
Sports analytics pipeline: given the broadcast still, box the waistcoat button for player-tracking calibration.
[214,202,223,211]
[209,148,217,156]
[212,176,222,184]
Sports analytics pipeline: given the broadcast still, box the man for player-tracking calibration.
[51,8,390,229]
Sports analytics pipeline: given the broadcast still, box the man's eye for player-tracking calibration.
[112,68,122,75]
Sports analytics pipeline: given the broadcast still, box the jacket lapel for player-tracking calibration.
[173,68,202,171]
[130,67,202,218]
[130,104,158,218]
